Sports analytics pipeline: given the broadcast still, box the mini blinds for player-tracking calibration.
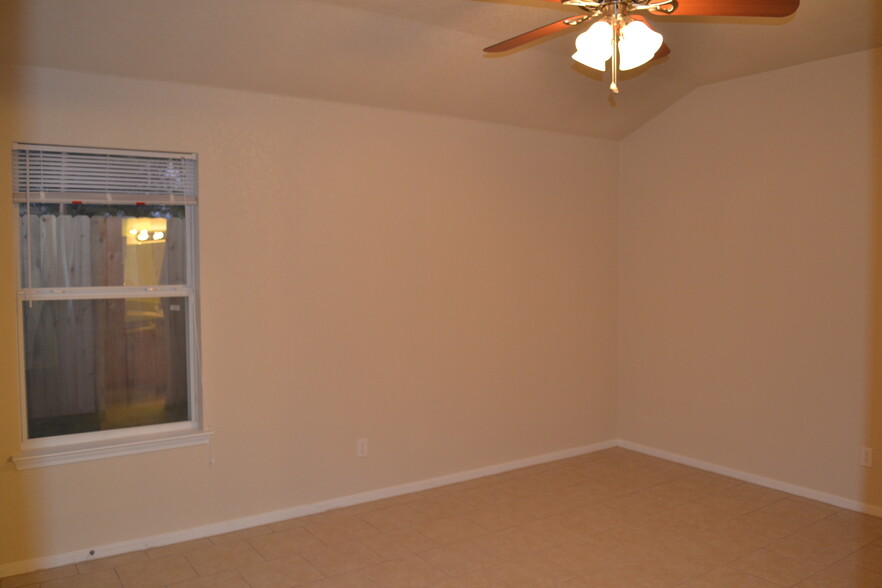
[12,143,198,205]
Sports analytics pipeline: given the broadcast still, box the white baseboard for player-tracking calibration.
[618,439,882,518]
[0,439,617,579]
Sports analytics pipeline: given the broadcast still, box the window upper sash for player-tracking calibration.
[13,143,198,205]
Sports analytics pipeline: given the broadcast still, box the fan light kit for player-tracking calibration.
[485,0,800,94]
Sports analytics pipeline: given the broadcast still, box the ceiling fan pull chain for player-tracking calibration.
[610,21,620,94]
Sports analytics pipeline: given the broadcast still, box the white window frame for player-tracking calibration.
[11,144,210,469]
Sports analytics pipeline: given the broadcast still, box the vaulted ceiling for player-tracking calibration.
[2,0,880,139]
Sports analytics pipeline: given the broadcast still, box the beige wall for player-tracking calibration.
[619,49,881,508]
[0,67,619,567]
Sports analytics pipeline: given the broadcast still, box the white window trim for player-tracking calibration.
[11,144,206,468]
[12,429,212,470]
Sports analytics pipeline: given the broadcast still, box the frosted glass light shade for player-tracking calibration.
[572,20,613,71]
[618,20,663,71]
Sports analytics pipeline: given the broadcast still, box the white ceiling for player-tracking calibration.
[2,0,881,139]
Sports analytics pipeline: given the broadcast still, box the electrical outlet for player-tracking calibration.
[357,438,368,458]
[861,447,873,467]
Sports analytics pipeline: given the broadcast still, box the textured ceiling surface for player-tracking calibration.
[2,0,881,139]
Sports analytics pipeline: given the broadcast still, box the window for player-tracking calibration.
[12,144,208,468]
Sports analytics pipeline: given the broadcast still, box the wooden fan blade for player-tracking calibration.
[651,0,799,17]
[484,16,588,53]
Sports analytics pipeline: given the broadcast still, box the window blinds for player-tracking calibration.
[12,143,198,205]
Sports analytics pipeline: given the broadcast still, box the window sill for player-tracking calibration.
[12,430,212,470]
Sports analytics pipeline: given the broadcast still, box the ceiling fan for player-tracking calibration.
[484,0,800,93]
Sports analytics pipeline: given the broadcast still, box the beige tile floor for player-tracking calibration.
[4,448,882,588]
